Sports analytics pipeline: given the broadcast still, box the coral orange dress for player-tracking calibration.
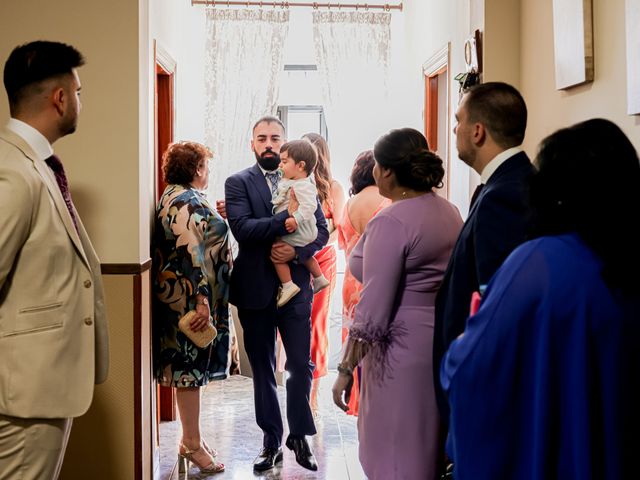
[310,202,337,379]
[337,197,390,415]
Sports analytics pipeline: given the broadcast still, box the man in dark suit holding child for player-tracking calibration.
[224,116,328,472]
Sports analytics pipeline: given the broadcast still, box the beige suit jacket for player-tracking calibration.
[0,128,109,419]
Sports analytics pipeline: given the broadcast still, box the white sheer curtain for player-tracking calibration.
[312,11,392,184]
[204,8,289,200]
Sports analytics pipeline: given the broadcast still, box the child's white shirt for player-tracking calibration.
[272,176,318,223]
[272,176,319,247]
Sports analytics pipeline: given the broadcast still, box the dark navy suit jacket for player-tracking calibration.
[225,163,329,309]
[434,151,535,416]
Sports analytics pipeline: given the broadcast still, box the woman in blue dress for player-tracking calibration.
[442,119,640,480]
[152,141,230,474]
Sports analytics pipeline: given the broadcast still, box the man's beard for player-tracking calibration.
[255,150,280,171]
[59,115,77,137]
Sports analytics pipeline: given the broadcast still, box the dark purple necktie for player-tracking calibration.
[469,183,485,209]
[45,154,79,233]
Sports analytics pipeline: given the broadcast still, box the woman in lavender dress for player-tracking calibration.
[332,128,462,480]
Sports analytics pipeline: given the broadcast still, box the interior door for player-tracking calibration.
[423,44,451,199]
[152,40,176,479]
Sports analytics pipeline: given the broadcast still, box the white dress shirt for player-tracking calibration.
[5,118,53,161]
[480,146,523,183]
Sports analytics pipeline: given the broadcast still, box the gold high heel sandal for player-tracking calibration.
[178,443,224,474]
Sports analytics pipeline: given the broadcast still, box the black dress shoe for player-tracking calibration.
[285,435,318,471]
[253,447,283,472]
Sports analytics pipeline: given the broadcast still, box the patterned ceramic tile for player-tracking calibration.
[160,373,366,480]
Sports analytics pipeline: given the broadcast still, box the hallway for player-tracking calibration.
[160,373,365,479]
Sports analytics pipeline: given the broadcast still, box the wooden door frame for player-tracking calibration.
[152,40,177,479]
[422,43,451,198]
[155,41,176,202]
[154,41,176,422]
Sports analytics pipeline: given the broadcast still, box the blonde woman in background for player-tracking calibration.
[301,133,345,414]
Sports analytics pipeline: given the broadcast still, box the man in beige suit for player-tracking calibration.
[0,41,109,479]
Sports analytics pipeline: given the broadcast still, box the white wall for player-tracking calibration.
[175,5,208,144]
[520,0,640,156]
[400,0,483,218]
[150,1,203,139]
[149,1,218,207]
[149,0,207,146]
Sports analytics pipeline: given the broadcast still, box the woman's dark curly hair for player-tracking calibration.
[349,150,376,196]
[373,128,443,191]
[162,141,212,185]
[531,118,640,294]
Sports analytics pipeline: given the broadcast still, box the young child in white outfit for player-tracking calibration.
[272,139,330,307]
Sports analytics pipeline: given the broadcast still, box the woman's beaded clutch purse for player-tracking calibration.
[178,310,217,348]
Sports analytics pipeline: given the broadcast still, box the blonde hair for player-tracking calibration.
[302,133,332,206]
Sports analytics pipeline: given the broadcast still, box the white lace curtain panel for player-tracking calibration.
[203,9,392,197]
[204,8,289,201]
[312,11,392,184]
[312,11,391,106]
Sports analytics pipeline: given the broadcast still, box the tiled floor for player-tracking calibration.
[160,373,366,479]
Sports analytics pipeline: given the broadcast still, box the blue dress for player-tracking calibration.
[442,233,640,480]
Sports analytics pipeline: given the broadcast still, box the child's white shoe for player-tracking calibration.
[277,283,301,307]
[312,275,330,294]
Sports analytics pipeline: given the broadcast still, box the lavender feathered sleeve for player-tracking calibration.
[348,211,408,381]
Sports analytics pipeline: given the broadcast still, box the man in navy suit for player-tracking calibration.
[434,82,535,424]
[225,116,328,472]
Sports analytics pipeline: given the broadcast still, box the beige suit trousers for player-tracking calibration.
[0,415,72,480]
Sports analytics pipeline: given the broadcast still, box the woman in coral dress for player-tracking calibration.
[337,150,390,415]
[302,133,345,412]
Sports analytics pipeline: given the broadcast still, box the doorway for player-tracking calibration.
[153,40,176,478]
[423,44,451,199]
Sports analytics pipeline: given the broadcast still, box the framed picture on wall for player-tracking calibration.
[626,0,640,114]
[551,0,594,90]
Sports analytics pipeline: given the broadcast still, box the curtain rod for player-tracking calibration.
[191,1,403,11]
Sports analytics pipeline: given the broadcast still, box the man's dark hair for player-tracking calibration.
[3,41,85,109]
[252,115,285,135]
[464,82,527,148]
[281,139,317,175]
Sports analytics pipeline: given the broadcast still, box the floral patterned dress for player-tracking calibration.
[152,184,231,387]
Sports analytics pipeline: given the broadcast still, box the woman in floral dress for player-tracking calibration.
[152,141,230,474]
